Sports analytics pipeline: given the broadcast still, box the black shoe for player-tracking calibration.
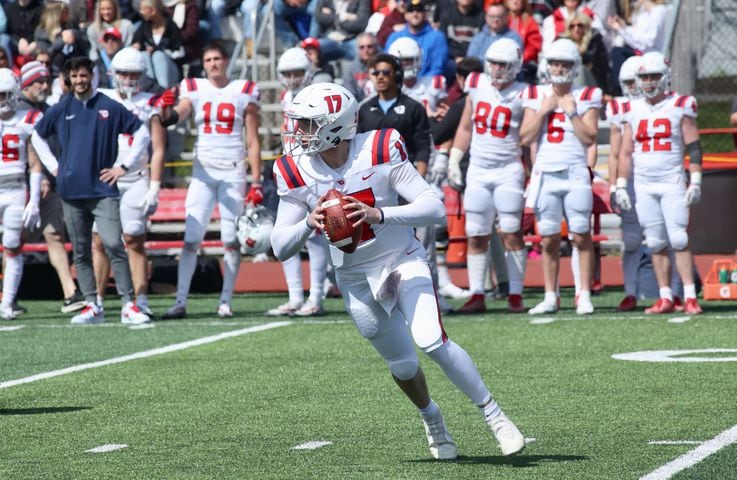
[12,301,27,315]
[61,290,86,313]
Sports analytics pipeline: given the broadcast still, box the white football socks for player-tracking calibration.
[220,247,241,305]
[307,236,328,305]
[1,253,22,308]
[281,255,304,305]
[466,252,488,295]
[426,340,491,405]
[505,248,527,295]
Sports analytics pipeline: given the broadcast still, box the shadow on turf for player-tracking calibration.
[0,406,91,416]
[408,454,588,467]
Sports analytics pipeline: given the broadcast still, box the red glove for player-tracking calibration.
[245,183,264,205]
[156,88,177,108]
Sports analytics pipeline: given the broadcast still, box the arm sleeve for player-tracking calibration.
[120,123,151,171]
[270,195,315,261]
[31,131,59,173]
[381,161,445,226]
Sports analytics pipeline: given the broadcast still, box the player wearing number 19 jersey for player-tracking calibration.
[448,39,528,314]
[272,82,525,461]
[617,52,703,315]
[163,42,263,319]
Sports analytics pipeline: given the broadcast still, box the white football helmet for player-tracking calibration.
[282,83,358,155]
[484,38,523,85]
[387,37,421,80]
[237,205,275,255]
[619,55,642,99]
[635,51,670,99]
[0,68,19,114]
[278,47,311,92]
[543,39,581,84]
[111,47,146,98]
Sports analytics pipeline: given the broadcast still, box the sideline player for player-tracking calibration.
[448,38,529,314]
[272,82,525,460]
[94,47,166,318]
[520,39,601,315]
[616,52,703,314]
[163,41,263,319]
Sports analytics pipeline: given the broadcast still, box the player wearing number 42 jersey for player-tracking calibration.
[272,83,525,461]
[448,38,528,314]
[617,52,703,315]
[162,41,263,319]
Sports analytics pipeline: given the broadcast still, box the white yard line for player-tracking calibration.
[648,440,702,445]
[293,440,332,450]
[86,444,128,453]
[0,321,293,390]
[640,424,737,479]
[0,325,25,331]
[667,316,691,324]
[529,317,555,325]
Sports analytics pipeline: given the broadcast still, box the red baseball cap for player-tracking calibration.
[100,27,122,42]
[300,37,321,51]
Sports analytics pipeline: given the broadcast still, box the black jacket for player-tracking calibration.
[357,92,431,166]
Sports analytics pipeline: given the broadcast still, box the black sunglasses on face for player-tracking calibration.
[371,69,393,77]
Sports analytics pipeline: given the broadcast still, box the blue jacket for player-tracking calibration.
[386,22,449,77]
[34,92,142,201]
[466,25,523,61]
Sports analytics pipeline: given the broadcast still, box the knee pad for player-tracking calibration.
[2,227,21,250]
[536,215,561,236]
[645,235,668,253]
[122,220,146,237]
[669,229,689,251]
[220,218,238,246]
[498,212,522,234]
[567,213,591,235]
[387,355,419,381]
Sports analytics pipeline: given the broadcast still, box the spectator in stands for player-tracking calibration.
[313,0,371,61]
[438,0,484,64]
[94,26,124,88]
[301,37,334,82]
[132,0,185,89]
[563,13,611,94]
[541,0,604,54]
[239,0,261,56]
[385,0,449,78]
[506,0,540,83]
[87,0,135,62]
[5,0,44,62]
[18,61,86,314]
[34,1,91,70]
[164,0,202,76]
[31,56,152,325]
[341,31,377,102]
[270,0,315,48]
[376,0,407,48]
[466,3,522,62]
[607,0,669,96]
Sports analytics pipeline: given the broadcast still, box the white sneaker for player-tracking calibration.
[576,297,594,315]
[217,303,233,318]
[71,303,105,324]
[528,300,558,315]
[265,300,303,317]
[439,283,472,300]
[487,413,525,456]
[294,302,324,317]
[0,303,16,320]
[422,411,458,460]
[121,302,151,325]
[163,303,187,319]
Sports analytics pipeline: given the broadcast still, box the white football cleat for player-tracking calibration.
[71,303,105,324]
[121,302,151,325]
[265,300,303,317]
[422,411,458,460]
[217,303,234,318]
[576,297,594,315]
[528,300,558,315]
[439,283,472,300]
[294,302,324,317]
[0,303,16,320]
[487,413,525,456]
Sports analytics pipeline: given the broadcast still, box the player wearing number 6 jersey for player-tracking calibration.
[163,42,263,319]
[617,52,703,315]
[272,82,526,461]
[449,38,528,314]
[520,39,601,315]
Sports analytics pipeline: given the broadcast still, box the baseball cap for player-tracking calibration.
[100,27,122,42]
[300,37,321,51]
[406,0,426,11]
[20,61,50,89]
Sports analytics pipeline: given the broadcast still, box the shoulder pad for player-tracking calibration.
[274,155,307,192]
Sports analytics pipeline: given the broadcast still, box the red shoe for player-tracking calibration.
[507,294,524,313]
[673,296,684,313]
[456,294,486,314]
[683,298,703,314]
[616,295,637,312]
[645,298,676,314]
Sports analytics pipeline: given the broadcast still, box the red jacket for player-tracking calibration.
[509,14,541,63]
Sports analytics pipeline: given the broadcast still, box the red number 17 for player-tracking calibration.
[324,95,342,113]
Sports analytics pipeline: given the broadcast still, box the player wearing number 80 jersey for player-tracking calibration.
[163,42,263,319]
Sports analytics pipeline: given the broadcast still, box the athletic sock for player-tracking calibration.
[683,284,696,300]
[505,248,527,295]
[1,253,22,308]
[175,247,198,306]
[659,287,674,301]
[220,247,241,304]
[467,252,488,295]
[281,255,304,304]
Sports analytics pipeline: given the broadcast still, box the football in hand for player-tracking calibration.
[322,189,361,253]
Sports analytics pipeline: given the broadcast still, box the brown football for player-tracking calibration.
[322,189,361,253]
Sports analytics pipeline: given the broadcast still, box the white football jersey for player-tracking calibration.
[465,72,526,166]
[622,92,697,182]
[0,109,42,177]
[605,96,630,128]
[523,84,602,170]
[180,77,260,169]
[402,75,447,113]
[274,128,425,272]
[99,88,161,181]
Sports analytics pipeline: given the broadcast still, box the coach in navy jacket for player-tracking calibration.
[31,56,150,322]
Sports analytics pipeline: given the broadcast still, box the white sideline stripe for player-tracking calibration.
[86,444,128,453]
[640,424,737,480]
[128,324,155,330]
[667,316,691,324]
[0,325,25,331]
[0,321,293,390]
[529,317,555,325]
[293,440,332,450]
[648,440,702,445]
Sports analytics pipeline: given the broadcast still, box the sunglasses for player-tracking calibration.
[486,14,505,20]
[371,69,393,77]
[570,23,586,29]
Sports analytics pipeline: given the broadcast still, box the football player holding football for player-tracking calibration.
[271,82,526,460]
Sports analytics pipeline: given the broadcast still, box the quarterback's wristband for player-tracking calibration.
[378,208,385,224]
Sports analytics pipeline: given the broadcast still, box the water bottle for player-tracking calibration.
[719,265,729,284]
[731,268,737,284]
